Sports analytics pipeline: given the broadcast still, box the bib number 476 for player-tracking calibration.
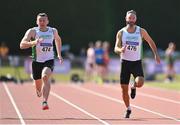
[127,45,137,51]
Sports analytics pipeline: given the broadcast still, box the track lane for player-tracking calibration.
[102,84,180,118]
[2,82,179,124]
[72,84,180,124]
[53,84,175,124]
[0,83,21,124]
[6,83,103,124]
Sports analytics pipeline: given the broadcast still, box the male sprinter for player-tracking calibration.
[20,13,63,110]
[114,10,160,118]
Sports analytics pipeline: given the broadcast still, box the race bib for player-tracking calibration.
[126,41,139,51]
[40,43,53,52]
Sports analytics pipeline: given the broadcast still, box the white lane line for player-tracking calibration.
[71,85,180,122]
[50,91,110,125]
[138,92,180,104]
[2,82,26,125]
[0,124,178,125]
[103,85,180,105]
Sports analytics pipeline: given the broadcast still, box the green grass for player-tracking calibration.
[0,66,30,80]
[0,66,180,91]
[156,74,180,82]
[145,81,180,91]
[143,74,180,91]
[53,68,86,82]
[0,66,86,82]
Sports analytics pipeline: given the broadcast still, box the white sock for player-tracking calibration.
[127,106,131,110]
[131,82,136,88]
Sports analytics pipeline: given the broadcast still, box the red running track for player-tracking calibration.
[0,82,180,125]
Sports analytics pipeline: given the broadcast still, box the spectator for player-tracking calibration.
[85,42,95,81]
[102,41,110,82]
[0,42,9,66]
[165,42,176,82]
[94,40,105,83]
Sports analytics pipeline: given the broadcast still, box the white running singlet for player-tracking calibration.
[32,27,55,62]
[121,26,143,61]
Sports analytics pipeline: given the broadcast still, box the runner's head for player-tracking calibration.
[88,42,94,48]
[168,42,176,50]
[95,40,102,49]
[125,10,137,27]
[36,13,49,28]
[103,41,110,50]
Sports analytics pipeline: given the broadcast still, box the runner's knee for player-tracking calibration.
[42,67,52,81]
[135,77,144,88]
[42,74,48,81]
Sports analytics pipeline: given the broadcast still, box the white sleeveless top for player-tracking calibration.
[121,26,143,61]
[32,27,55,62]
[87,47,95,64]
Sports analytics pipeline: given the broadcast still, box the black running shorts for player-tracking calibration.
[120,59,144,84]
[32,59,54,80]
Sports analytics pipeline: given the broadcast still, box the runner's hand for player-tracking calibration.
[58,56,63,64]
[121,45,127,53]
[32,38,44,46]
[155,54,161,64]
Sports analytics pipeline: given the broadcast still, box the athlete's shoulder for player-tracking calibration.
[138,26,146,32]
[138,27,148,39]
[116,27,126,37]
[24,28,36,36]
[117,28,123,34]
[31,27,38,31]
[139,27,148,35]
[27,27,37,36]
[48,26,58,34]
[47,26,56,30]
[52,27,58,32]
[119,26,126,32]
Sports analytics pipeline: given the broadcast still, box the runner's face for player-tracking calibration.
[36,16,49,28]
[126,13,137,27]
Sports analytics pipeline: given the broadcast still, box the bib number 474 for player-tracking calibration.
[42,47,51,52]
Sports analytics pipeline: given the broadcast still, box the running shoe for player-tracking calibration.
[130,87,136,99]
[124,109,131,118]
[42,101,49,110]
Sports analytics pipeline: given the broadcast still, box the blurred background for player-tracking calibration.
[0,0,179,90]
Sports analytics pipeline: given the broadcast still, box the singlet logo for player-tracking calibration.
[126,36,139,41]
[135,32,140,34]
[39,35,52,39]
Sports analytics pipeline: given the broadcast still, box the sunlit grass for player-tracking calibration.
[1,66,180,91]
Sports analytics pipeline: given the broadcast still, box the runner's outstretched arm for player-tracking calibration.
[141,28,161,64]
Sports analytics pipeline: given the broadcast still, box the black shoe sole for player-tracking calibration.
[131,88,136,99]
[124,110,132,118]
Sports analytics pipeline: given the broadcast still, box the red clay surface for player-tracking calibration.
[0,82,179,125]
